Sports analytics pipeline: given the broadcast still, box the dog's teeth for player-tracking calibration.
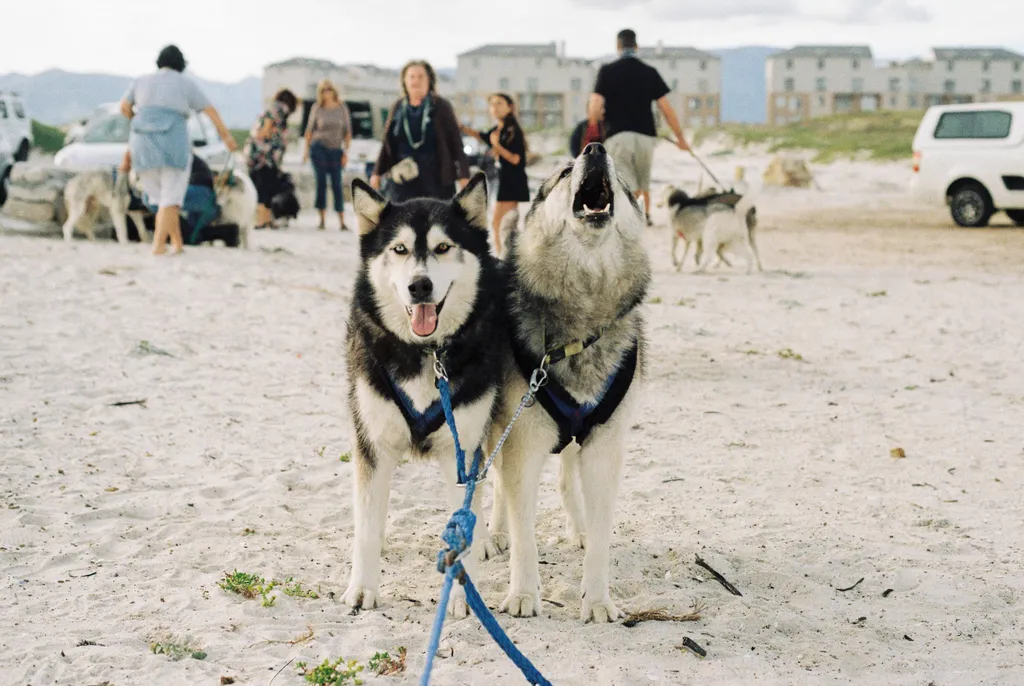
[583,204,592,212]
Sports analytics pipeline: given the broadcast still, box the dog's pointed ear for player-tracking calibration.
[352,179,388,236]
[453,172,488,231]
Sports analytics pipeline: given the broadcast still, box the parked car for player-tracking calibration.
[0,130,13,206]
[910,101,1024,227]
[54,103,231,170]
[0,91,33,162]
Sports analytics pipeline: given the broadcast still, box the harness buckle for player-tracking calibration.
[529,365,548,394]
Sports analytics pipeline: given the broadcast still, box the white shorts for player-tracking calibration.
[604,131,657,192]
[137,159,192,209]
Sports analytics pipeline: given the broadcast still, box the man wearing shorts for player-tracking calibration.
[590,29,689,226]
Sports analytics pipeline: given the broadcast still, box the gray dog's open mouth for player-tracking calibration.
[572,165,614,222]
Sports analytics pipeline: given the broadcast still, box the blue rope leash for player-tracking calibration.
[420,369,552,686]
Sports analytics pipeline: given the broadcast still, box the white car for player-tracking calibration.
[0,91,33,162]
[910,101,1024,227]
[54,104,231,170]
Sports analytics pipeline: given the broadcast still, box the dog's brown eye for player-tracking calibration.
[434,243,452,255]
[392,244,408,255]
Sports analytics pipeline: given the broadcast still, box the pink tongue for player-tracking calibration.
[411,304,438,336]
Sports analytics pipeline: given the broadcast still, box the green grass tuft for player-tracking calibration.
[296,657,364,685]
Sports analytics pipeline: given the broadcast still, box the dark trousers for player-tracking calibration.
[310,142,343,212]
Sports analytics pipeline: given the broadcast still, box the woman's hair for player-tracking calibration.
[490,92,528,155]
[156,45,187,72]
[274,88,299,114]
[399,60,437,100]
[316,79,341,107]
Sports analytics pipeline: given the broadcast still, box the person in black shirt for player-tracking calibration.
[590,28,690,226]
[461,93,529,255]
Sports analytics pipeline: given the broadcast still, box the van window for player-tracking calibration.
[13,102,25,118]
[934,110,1012,140]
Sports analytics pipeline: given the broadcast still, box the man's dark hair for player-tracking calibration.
[274,88,299,114]
[617,29,637,50]
[156,45,187,72]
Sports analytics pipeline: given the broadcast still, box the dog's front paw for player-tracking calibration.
[341,582,379,610]
[563,527,586,550]
[501,589,540,618]
[581,595,622,623]
[448,586,469,619]
[487,530,510,555]
[477,534,503,561]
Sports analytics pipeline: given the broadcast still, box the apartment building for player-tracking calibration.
[455,42,721,131]
[766,45,1024,125]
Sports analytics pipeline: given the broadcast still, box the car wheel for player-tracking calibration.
[15,139,30,162]
[0,169,9,206]
[1005,209,1024,226]
[949,182,993,228]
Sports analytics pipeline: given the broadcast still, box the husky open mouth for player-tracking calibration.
[572,164,614,223]
[405,298,446,337]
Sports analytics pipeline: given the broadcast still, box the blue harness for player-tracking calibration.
[512,340,639,454]
[378,365,483,482]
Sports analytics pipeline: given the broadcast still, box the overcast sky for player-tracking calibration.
[3,0,1022,82]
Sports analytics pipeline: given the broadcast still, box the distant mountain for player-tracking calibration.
[711,46,782,124]
[0,69,261,128]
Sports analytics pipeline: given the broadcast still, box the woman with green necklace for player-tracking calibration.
[370,60,469,201]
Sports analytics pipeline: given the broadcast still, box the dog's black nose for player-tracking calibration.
[408,276,434,302]
[583,142,606,156]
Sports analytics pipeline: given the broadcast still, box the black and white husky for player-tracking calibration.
[342,173,506,618]
[490,143,652,622]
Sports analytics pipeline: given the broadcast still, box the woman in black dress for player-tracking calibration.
[461,93,528,255]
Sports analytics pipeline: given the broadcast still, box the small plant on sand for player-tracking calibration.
[368,647,407,676]
[339,451,352,463]
[777,348,805,362]
[296,657,364,685]
[149,635,206,661]
[282,577,320,599]
[218,570,279,607]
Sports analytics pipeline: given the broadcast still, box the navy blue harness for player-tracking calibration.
[512,341,639,455]
[377,364,483,483]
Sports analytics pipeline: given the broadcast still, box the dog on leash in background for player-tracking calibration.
[62,170,149,244]
[658,184,761,272]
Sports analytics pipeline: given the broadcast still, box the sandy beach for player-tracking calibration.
[2,147,1024,686]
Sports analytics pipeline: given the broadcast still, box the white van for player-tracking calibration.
[0,91,33,162]
[910,102,1024,227]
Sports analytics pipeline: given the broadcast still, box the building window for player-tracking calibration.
[570,77,581,91]
[982,79,991,94]
[982,60,990,72]
[852,58,860,70]
[852,78,864,93]
[786,59,794,70]
[944,79,956,94]
[706,96,715,109]
[1013,80,1023,94]
[889,96,898,107]
[816,77,826,92]
[499,77,509,90]
[1016,62,1022,73]
[699,60,707,71]
[526,77,538,92]
[909,95,919,108]
[698,79,709,93]
[889,78,900,92]
[947,60,954,72]
[689,97,701,110]
[818,95,826,106]
[817,58,825,70]
[784,77,795,92]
